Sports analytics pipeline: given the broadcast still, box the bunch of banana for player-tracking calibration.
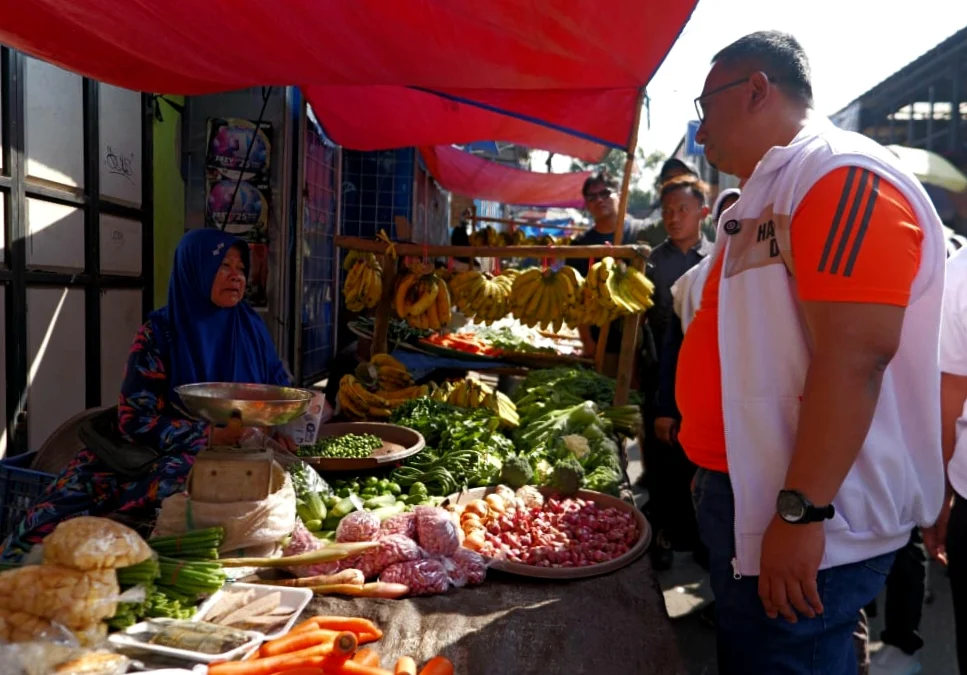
[566,274,619,328]
[342,252,383,312]
[447,270,514,324]
[469,226,499,247]
[522,233,556,246]
[430,378,519,428]
[394,271,453,331]
[337,374,430,421]
[508,266,580,332]
[370,353,414,392]
[585,257,655,320]
[496,229,527,247]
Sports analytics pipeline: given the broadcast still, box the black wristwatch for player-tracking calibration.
[776,490,835,525]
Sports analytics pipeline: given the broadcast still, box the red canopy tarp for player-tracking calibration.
[421,146,590,208]
[0,1,697,160]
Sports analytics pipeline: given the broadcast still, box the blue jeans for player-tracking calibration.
[692,468,896,675]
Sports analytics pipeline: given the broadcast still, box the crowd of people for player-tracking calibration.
[569,29,967,675]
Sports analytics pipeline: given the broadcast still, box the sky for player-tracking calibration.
[533,0,967,179]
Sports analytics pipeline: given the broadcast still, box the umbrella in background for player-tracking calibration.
[888,145,967,193]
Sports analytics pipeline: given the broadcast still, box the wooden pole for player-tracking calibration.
[595,88,645,380]
[333,235,645,260]
[371,255,399,356]
[471,214,587,233]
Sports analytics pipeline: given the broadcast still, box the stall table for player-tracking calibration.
[298,556,686,675]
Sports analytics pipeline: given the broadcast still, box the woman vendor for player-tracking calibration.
[0,229,294,561]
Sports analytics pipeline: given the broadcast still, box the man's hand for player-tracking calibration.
[758,516,825,623]
[655,417,679,445]
[923,495,953,565]
[273,432,299,453]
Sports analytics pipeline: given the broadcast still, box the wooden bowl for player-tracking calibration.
[444,486,651,580]
[302,422,425,472]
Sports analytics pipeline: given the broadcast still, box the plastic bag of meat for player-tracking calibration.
[335,511,381,543]
[379,512,417,539]
[413,507,459,556]
[282,521,341,577]
[350,534,423,580]
[379,559,449,597]
[445,548,488,588]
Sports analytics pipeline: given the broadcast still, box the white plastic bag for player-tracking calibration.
[153,461,296,559]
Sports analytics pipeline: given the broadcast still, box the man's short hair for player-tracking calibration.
[658,158,698,182]
[712,30,814,108]
[582,171,617,197]
[659,174,709,206]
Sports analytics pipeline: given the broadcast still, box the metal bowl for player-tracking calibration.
[175,383,314,427]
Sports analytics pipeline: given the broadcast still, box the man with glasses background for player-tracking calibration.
[678,31,945,674]
[566,172,643,373]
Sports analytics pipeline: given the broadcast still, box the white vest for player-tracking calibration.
[715,116,946,577]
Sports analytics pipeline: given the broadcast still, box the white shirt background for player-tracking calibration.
[939,247,967,497]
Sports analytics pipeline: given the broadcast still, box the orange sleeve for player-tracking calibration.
[791,166,922,307]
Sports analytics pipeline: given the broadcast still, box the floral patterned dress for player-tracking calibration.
[0,316,252,562]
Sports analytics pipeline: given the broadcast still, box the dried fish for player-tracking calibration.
[218,592,281,627]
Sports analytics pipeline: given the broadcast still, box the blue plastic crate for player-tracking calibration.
[0,452,55,541]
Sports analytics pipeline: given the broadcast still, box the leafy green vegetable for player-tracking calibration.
[549,457,585,496]
[584,464,623,496]
[512,367,640,408]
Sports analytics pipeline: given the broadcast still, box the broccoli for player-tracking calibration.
[584,465,623,496]
[500,455,534,489]
[549,456,585,496]
[532,458,554,485]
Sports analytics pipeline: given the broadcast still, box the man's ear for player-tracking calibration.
[748,71,771,112]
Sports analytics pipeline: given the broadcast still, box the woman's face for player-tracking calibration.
[211,246,246,308]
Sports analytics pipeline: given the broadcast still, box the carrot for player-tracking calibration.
[297,616,383,642]
[394,656,417,675]
[252,569,365,588]
[353,649,380,667]
[260,629,340,658]
[333,661,393,675]
[332,632,360,658]
[417,657,454,675]
[208,644,335,675]
[267,670,325,675]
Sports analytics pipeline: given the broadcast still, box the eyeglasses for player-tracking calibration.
[694,74,778,122]
[585,188,613,202]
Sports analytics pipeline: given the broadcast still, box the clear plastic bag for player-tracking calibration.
[0,641,130,675]
[335,511,381,543]
[444,548,488,588]
[0,566,120,631]
[379,512,417,539]
[42,518,153,572]
[281,521,340,578]
[379,559,449,597]
[414,506,459,556]
[348,534,423,580]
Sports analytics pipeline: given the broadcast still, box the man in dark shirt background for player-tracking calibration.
[567,172,642,375]
[641,171,712,571]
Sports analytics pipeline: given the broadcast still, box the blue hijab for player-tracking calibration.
[150,228,285,399]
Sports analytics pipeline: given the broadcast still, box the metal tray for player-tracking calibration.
[444,486,650,580]
[301,422,426,472]
[175,383,313,427]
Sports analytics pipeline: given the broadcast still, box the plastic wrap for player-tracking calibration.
[335,511,381,543]
[445,548,488,588]
[42,518,153,572]
[281,522,341,578]
[379,559,449,597]
[379,512,417,539]
[0,642,129,675]
[414,507,459,556]
[0,566,119,630]
[348,534,423,580]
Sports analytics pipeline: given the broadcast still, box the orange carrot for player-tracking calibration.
[208,644,335,675]
[333,661,393,675]
[267,670,325,675]
[353,648,380,667]
[259,629,339,658]
[417,656,454,675]
[394,656,418,675]
[297,616,383,642]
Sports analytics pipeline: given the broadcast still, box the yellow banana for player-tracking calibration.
[407,278,439,317]
[435,282,452,326]
[424,300,440,331]
[394,274,418,317]
[363,268,382,308]
[371,353,406,371]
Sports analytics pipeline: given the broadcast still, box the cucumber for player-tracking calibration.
[315,530,337,541]
[369,502,406,521]
[363,494,397,510]
[331,497,358,519]
[304,519,323,532]
[306,492,327,522]
[322,514,342,531]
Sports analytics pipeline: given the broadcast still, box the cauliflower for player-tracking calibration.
[499,455,534,489]
[561,434,591,460]
[515,485,544,509]
[549,457,585,496]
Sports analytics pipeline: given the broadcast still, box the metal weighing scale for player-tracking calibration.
[175,383,314,504]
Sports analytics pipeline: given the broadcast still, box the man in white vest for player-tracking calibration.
[678,31,945,674]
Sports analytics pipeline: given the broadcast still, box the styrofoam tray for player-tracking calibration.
[192,582,312,641]
[108,620,263,664]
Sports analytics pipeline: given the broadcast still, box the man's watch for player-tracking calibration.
[776,490,835,525]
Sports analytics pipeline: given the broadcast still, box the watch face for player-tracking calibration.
[777,491,807,522]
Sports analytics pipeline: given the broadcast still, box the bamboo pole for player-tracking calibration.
[593,90,645,403]
[333,235,645,260]
[471,214,587,233]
